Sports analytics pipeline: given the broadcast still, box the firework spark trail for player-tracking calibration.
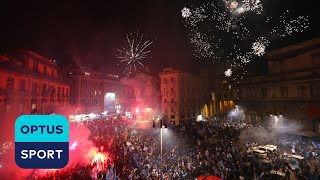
[117,32,153,77]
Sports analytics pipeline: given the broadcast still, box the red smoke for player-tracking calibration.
[0,116,110,179]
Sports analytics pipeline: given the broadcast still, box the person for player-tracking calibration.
[285,169,291,180]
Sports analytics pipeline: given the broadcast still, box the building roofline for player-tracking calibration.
[24,50,57,66]
[267,38,320,59]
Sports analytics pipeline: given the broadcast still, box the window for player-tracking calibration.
[42,84,47,93]
[297,86,306,97]
[261,88,267,98]
[171,88,174,92]
[19,79,26,91]
[280,86,288,97]
[163,78,167,83]
[44,66,47,75]
[171,98,174,103]
[33,61,38,72]
[164,99,167,103]
[163,88,166,93]
[171,108,174,112]
[32,82,37,95]
[7,77,14,89]
[171,77,174,82]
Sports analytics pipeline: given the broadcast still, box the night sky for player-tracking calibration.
[0,0,319,76]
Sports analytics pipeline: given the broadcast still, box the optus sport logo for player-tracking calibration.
[15,115,69,169]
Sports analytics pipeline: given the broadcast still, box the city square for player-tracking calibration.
[0,0,320,179]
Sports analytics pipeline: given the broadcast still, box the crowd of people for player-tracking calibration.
[22,115,320,179]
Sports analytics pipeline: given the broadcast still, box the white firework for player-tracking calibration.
[181,7,192,18]
[237,52,252,63]
[225,0,239,12]
[117,32,153,77]
[225,68,233,77]
[242,0,263,14]
[252,37,269,57]
[271,12,309,39]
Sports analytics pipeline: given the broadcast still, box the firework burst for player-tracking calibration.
[181,7,192,18]
[252,37,269,57]
[271,11,309,39]
[182,0,309,82]
[225,68,233,77]
[117,32,153,78]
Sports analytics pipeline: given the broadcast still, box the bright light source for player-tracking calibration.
[69,142,78,150]
[88,113,95,119]
[197,115,203,121]
[146,108,151,112]
[270,114,273,116]
[135,108,139,114]
[116,109,120,113]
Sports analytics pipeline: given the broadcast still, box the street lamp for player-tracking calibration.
[160,126,163,168]
[159,120,167,179]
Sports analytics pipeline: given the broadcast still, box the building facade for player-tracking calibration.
[68,68,104,114]
[121,73,161,118]
[235,38,320,131]
[103,76,123,113]
[211,76,236,116]
[159,68,211,124]
[0,50,70,119]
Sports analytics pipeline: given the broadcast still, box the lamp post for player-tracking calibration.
[160,126,163,167]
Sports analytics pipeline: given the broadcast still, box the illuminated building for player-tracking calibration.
[121,73,161,117]
[68,68,104,114]
[235,38,320,131]
[103,76,122,113]
[211,76,236,116]
[0,50,70,119]
[159,68,211,124]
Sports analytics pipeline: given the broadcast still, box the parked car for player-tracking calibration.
[264,145,278,152]
[247,147,268,159]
